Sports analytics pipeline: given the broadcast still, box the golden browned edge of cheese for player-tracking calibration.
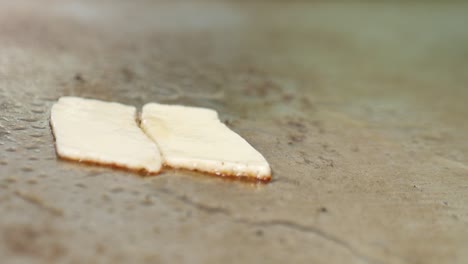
[49,119,159,177]
[50,109,271,183]
[164,164,272,183]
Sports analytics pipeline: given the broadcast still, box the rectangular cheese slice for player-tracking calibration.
[140,103,271,181]
[50,97,162,174]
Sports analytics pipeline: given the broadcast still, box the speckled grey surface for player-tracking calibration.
[1,1,467,263]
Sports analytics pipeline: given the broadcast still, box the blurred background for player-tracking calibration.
[1,1,467,264]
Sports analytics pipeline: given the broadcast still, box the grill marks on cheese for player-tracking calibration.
[140,103,271,181]
[50,97,163,174]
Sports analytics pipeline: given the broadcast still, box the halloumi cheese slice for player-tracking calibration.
[50,97,162,174]
[140,103,271,181]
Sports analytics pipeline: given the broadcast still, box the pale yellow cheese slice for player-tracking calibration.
[50,97,162,174]
[140,103,271,181]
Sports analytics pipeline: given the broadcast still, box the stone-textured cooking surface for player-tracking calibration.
[0,1,467,263]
